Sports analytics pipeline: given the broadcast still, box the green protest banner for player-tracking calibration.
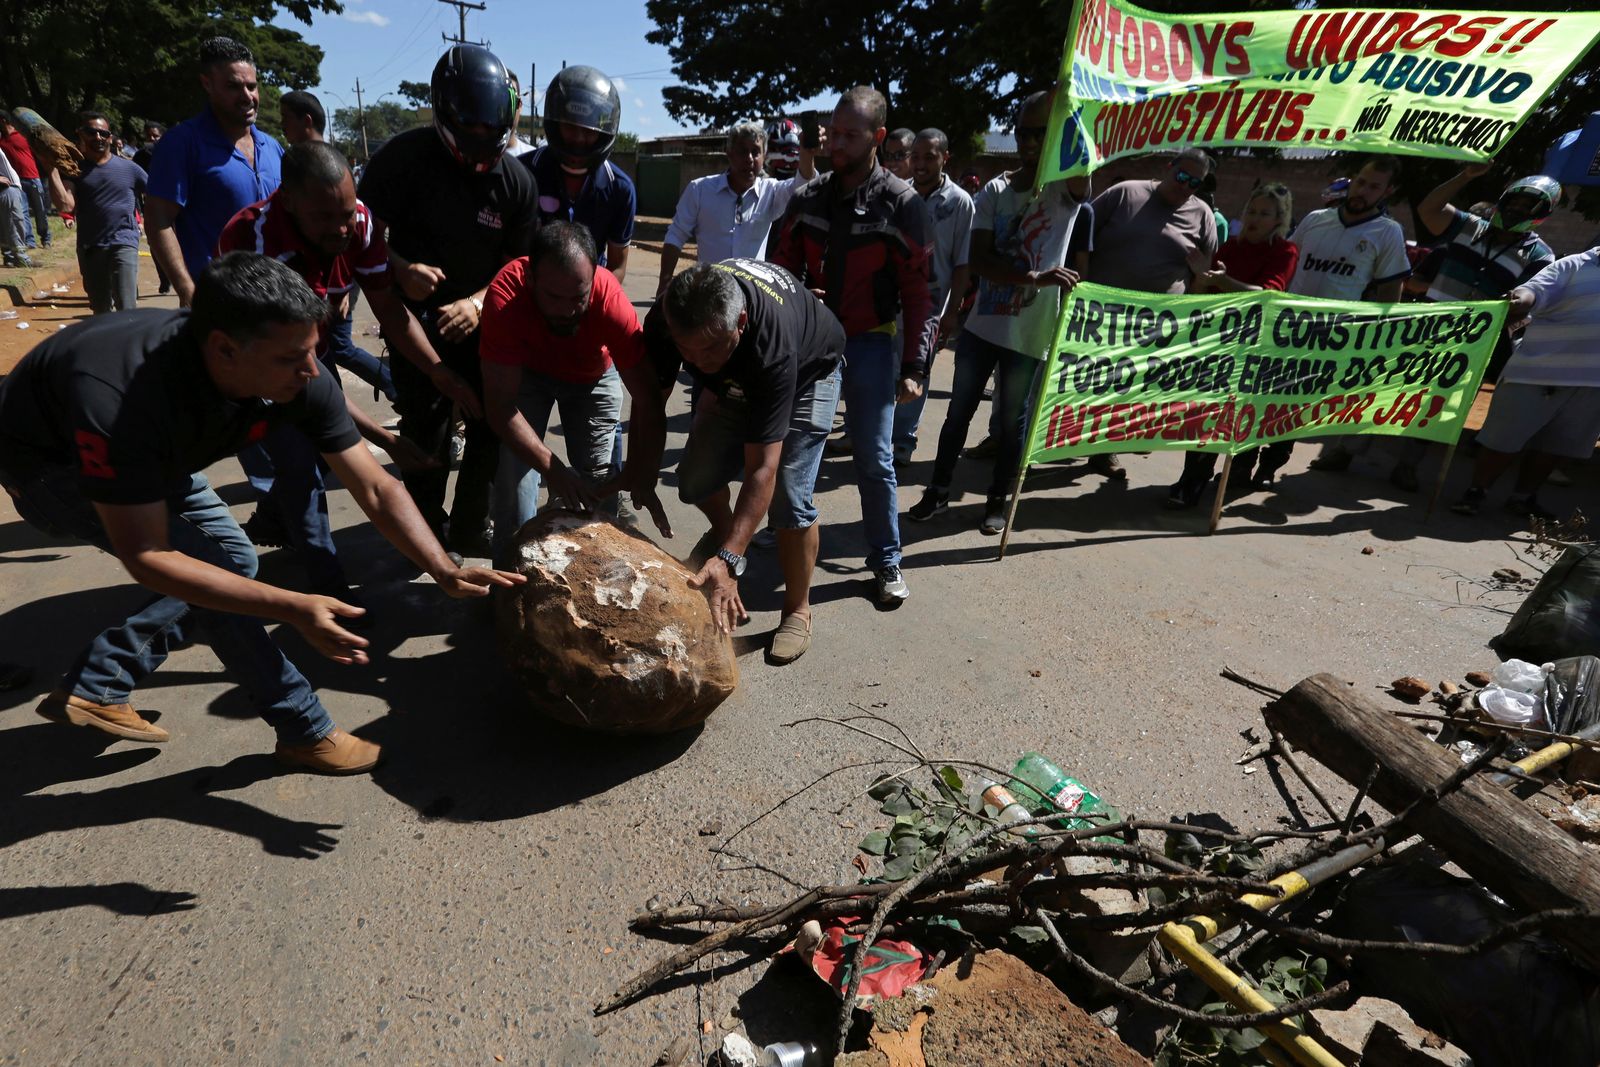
[1040,0,1600,182]
[1022,282,1505,468]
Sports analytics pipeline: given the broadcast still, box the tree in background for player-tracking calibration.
[397,80,432,109]
[332,101,425,158]
[0,0,339,140]
[646,0,1599,221]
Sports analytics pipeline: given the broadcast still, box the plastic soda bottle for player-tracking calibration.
[971,772,1039,835]
[1009,751,1110,831]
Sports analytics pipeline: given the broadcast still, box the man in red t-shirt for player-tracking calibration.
[217,141,458,599]
[0,110,50,251]
[480,221,669,566]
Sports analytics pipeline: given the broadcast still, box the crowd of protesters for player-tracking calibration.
[0,35,1595,772]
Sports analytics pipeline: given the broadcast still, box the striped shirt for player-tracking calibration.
[1502,248,1600,388]
[1425,210,1554,303]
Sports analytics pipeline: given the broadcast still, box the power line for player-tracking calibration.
[436,0,488,46]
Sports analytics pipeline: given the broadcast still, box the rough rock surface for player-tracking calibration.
[496,512,738,732]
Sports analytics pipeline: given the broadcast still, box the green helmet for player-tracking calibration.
[1491,175,1561,234]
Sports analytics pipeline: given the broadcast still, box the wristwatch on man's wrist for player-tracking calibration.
[469,295,484,314]
[715,547,747,578]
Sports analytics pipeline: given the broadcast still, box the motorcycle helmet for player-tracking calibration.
[766,118,800,179]
[1320,176,1350,205]
[431,45,516,171]
[1492,175,1561,234]
[543,65,621,170]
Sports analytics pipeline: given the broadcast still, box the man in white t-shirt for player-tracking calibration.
[907,90,1090,534]
[1291,156,1411,476]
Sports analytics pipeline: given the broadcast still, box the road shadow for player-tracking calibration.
[0,724,341,859]
[0,882,197,922]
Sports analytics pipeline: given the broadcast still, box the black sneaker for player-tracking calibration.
[1450,487,1486,516]
[1505,494,1557,521]
[1088,453,1127,481]
[965,435,999,460]
[1308,448,1353,472]
[241,508,289,548]
[1164,478,1205,510]
[979,497,1006,535]
[907,488,949,522]
[1389,462,1420,492]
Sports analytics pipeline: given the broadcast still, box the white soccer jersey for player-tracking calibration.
[1287,207,1410,302]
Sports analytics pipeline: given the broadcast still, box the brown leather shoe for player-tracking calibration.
[274,729,382,775]
[35,690,170,742]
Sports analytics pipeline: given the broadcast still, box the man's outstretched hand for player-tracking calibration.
[436,565,525,598]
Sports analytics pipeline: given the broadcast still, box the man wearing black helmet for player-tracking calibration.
[359,45,538,559]
[525,65,636,282]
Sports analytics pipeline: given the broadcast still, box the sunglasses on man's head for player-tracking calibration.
[1173,168,1206,190]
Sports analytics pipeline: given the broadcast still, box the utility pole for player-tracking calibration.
[353,77,369,161]
[437,0,488,45]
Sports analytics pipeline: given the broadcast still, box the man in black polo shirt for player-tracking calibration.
[638,259,845,665]
[358,45,538,558]
[0,253,522,774]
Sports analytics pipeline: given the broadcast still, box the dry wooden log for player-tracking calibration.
[1265,673,1600,972]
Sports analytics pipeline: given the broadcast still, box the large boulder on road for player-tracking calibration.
[496,512,738,733]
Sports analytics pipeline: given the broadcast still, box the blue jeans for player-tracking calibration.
[19,176,49,247]
[842,332,902,571]
[929,332,1042,499]
[891,349,935,456]
[78,244,139,313]
[491,367,623,566]
[0,183,26,256]
[3,466,335,744]
[327,290,397,402]
[678,366,842,528]
[237,376,346,591]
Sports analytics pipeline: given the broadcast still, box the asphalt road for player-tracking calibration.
[0,246,1583,1065]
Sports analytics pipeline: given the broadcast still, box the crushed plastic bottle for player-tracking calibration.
[50,282,70,293]
[0,310,15,320]
[1009,751,1115,831]
[970,772,1040,836]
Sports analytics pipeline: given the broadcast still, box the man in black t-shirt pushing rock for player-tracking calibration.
[0,253,523,774]
[640,259,845,665]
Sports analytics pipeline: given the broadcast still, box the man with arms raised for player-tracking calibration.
[641,260,846,664]
[0,254,520,774]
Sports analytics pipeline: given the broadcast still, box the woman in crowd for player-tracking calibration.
[1166,183,1298,509]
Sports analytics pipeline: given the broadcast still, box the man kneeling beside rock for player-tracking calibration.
[641,259,845,664]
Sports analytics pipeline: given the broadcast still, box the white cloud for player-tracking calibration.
[344,10,390,26]
[633,97,645,109]
[638,115,654,126]
[612,76,629,93]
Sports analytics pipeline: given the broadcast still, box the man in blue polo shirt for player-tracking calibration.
[145,37,284,307]
[525,65,635,281]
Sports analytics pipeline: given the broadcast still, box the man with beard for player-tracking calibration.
[771,86,935,606]
[217,142,453,601]
[145,37,284,307]
[479,222,670,567]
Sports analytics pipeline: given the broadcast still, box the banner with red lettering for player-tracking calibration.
[1039,1,1600,182]
[1021,283,1505,464]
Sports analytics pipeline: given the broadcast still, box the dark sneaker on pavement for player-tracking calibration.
[1088,453,1127,481]
[875,565,910,605]
[1505,494,1558,521]
[241,508,289,548]
[1309,448,1353,472]
[965,435,999,460]
[1164,477,1206,509]
[1451,487,1487,515]
[826,433,853,456]
[979,497,1007,535]
[1389,462,1420,492]
[907,488,949,522]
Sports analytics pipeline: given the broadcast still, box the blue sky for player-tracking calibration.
[274,0,835,138]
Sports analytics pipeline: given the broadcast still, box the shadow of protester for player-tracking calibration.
[735,952,853,1051]
[1,720,163,796]
[0,882,197,921]
[360,637,705,822]
[0,735,341,860]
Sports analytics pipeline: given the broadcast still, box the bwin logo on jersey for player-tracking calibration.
[1303,253,1356,277]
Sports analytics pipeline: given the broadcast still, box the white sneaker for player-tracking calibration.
[875,565,909,604]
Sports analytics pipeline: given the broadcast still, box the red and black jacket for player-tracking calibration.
[770,165,937,378]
